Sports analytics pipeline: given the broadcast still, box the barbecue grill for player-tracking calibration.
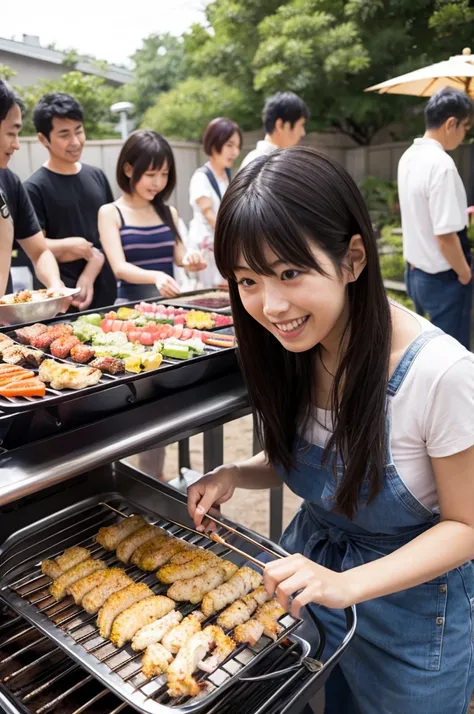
[0,293,356,714]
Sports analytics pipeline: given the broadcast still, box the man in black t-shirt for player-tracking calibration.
[0,79,63,298]
[24,93,117,311]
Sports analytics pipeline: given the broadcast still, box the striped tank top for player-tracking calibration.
[116,205,175,302]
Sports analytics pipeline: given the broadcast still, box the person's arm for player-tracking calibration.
[170,207,207,272]
[435,232,471,284]
[98,204,180,296]
[19,231,64,290]
[43,236,94,263]
[72,248,105,310]
[196,196,217,231]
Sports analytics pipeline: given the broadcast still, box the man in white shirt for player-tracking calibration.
[240,92,310,169]
[398,88,474,348]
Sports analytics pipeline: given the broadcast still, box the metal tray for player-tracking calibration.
[162,290,232,315]
[0,495,312,713]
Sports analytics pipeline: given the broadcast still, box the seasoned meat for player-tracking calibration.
[139,538,194,571]
[201,567,262,617]
[0,334,14,347]
[49,558,107,601]
[70,343,95,363]
[89,356,125,374]
[169,548,205,566]
[216,586,270,630]
[41,546,91,580]
[142,643,174,679]
[157,551,221,584]
[38,359,102,390]
[47,324,74,340]
[68,569,108,605]
[49,335,80,359]
[132,609,183,651]
[97,582,153,638]
[95,515,147,551]
[233,600,285,646]
[30,324,73,349]
[167,562,238,604]
[15,324,48,344]
[161,612,205,655]
[81,569,132,614]
[197,624,236,673]
[130,533,173,568]
[116,525,165,564]
[1,344,44,367]
[110,595,176,648]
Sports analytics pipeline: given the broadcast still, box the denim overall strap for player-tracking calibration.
[387,328,443,397]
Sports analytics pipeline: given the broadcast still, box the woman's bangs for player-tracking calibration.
[217,192,322,280]
[148,146,168,171]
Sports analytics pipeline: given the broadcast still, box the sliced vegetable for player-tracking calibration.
[76,313,103,327]
[0,378,46,398]
[116,307,141,320]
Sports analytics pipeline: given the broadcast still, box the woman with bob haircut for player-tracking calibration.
[188,116,242,288]
[188,146,474,713]
[99,129,205,302]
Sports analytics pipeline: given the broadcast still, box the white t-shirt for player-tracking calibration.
[303,310,474,512]
[398,137,468,274]
[187,165,229,288]
[240,139,278,170]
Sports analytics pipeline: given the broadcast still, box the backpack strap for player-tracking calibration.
[199,166,232,201]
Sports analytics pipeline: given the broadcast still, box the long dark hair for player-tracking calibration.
[116,129,181,240]
[214,146,391,519]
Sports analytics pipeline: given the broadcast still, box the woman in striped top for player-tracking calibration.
[99,130,205,302]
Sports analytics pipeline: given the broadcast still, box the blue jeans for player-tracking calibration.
[405,264,472,349]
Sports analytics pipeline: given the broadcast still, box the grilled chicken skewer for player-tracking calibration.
[161,611,205,654]
[116,525,166,563]
[49,559,107,601]
[130,533,174,567]
[68,569,108,605]
[132,609,183,651]
[95,515,147,551]
[139,538,196,571]
[81,569,132,613]
[41,546,91,580]
[156,551,222,584]
[198,625,236,673]
[110,595,176,648]
[142,643,174,679]
[167,562,238,604]
[201,566,262,617]
[97,582,153,638]
[233,600,286,646]
[216,586,271,629]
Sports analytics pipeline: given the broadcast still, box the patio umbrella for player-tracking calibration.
[365,47,474,98]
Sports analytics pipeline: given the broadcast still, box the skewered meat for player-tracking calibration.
[130,533,173,568]
[68,569,108,605]
[15,323,48,344]
[96,515,147,551]
[233,600,285,646]
[201,567,262,617]
[170,548,207,566]
[70,343,95,363]
[97,582,153,639]
[1,344,44,367]
[38,359,102,390]
[132,609,183,651]
[49,558,107,601]
[157,551,222,584]
[142,643,174,679]
[41,546,91,580]
[89,356,125,374]
[81,568,132,613]
[216,586,271,630]
[30,324,73,349]
[110,595,176,648]
[116,524,166,563]
[161,611,205,655]
[50,335,80,359]
[139,538,195,571]
[167,562,238,604]
[0,334,14,347]
[198,625,236,673]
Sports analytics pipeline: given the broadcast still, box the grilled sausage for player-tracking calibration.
[167,562,238,604]
[142,643,174,679]
[216,586,271,630]
[201,567,262,617]
[68,569,108,605]
[97,582,153,638]
[41,546,91,580]
[130,533,173,568]
[233,600,285,645]
[132,609,183,651]
[49,558,107,601]
[116,525,165,564]
[139,539,194,572]
[161,611,205,655]
[110,595,176,648]
[81,569,132,614]
[156,551,221,584]
[95,515,147,551]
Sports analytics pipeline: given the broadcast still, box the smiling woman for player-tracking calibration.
[187,147,474,714]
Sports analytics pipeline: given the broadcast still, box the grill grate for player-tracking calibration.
[0,499,309,713]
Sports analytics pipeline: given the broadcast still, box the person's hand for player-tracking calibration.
[63,237,94,261]
[458,266,472,285]
[182,251,207,273]
[72,275,94,311]
[187,465,239,531]
[154,272,181,297]
[264,554,357,617]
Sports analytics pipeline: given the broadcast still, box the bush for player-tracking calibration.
[379,253,405,281]
[359,176,400,228]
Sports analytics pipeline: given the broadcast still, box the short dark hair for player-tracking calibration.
[202,117,242,156]
[33,93,84,139]
[0,79,24,124]
[263,92,310,134]
[424,88,474,130]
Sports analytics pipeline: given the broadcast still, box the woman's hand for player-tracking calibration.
[182,250,207,273]
[154,272,181,297]
[264,554,357,617]
[187,465,239,531]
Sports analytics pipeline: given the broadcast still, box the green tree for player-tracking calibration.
[18,71,119,138]
[0,65,17,82]
[142,76,247,140]
[127,34,187,121]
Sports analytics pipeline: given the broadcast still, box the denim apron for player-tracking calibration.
[278,329,474,714]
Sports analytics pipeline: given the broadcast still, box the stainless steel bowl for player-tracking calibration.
[0,287,80,326]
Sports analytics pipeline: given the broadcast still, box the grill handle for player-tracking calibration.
[237,632,314,682]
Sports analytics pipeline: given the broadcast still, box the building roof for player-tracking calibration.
[0,35,134,86]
